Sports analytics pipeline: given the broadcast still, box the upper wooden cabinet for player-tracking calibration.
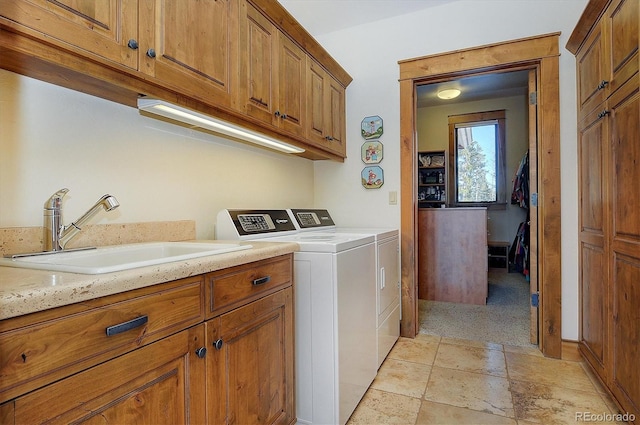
[571,0,638,117]
[306,59,346,157]
[0,0,139,68]
[575,20,607,117]
[0,0,352,161]
[237,1,306,138]
[602,0,638,94]
[140,0,237,108]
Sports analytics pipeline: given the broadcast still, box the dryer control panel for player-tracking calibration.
[288,209,335,230]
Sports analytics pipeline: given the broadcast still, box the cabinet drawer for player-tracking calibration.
[206,254,293,317]
[0,276,204,403]
[12,326,206,425]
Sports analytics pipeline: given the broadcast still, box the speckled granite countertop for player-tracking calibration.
[0,240,298,321]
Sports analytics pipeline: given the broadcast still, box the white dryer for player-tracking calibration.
[287,209,401,368]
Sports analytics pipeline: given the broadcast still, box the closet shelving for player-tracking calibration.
[418,150,446,208]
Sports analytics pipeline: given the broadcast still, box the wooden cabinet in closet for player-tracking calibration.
[567,0,639,420]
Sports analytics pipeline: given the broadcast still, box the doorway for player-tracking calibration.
[398,33,563,358]
[416,69,536,347]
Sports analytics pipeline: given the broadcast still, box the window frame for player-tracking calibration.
[448,110,507,209]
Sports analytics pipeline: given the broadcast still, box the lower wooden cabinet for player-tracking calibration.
[206,287,295,424]
[0,254,295,425]
[11,325,206,424]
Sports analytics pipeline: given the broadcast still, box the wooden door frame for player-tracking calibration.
[398,33,563,358]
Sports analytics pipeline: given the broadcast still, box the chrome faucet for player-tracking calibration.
[43,188,120,252]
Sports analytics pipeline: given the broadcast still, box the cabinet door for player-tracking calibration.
[0,276,204,404]
[609,77,640,418]
[577,106,609,377]
[0,0,138,68]
[143,0,236,107]
[306,59,347,157]
[576,20,607,118]
[306,59,329,146]
[206,288,294,425]
[603,0,638,95]
[237,0,278,125]
[13,325,206,425]
[325,76,346,156]
[276,33,306,136]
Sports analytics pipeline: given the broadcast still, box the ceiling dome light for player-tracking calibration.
[437,88,461,100]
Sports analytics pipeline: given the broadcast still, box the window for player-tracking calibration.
[448,110,506,207]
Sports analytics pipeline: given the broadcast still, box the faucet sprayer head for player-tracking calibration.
[102,195,120,212]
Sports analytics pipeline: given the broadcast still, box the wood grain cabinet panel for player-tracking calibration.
[13,325,206,425]
[610,78,640,243]
[0,0,138,69]
[576,20,607,118]
[580,243,607,372]
[577,104,609,378]
[0,0,351,160]
[578,108,607,237]
[0,400,14,425]
[0,276,204,404]
[569,0,639,419]
[206,287,295,425]
[306,59,346,157]
[277,32,306,137]
[141,0,237,108]
[603,0,638,94]
[0,254,295,425]
[237,0,278,125]
[418,208,488,305]
[206,254,293,318]
[237,1,306,137]
[611,255,640,416]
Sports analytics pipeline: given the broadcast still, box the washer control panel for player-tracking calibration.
[224,210,296,237]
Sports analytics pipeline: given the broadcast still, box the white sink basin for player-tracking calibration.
[0,242,252,274]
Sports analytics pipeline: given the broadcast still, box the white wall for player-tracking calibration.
[296,0,587,340]
[0,69,315,239]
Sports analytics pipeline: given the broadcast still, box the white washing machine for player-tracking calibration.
[287,209,401,368]
[216,209,377,425]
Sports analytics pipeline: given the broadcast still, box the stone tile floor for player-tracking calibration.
[347,335,626,425]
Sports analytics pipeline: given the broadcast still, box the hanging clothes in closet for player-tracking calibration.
[510,151,530,277]
[511,151,529,208]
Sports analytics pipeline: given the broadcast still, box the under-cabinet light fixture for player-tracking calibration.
[137,98,305,154]
[437,88,461,100]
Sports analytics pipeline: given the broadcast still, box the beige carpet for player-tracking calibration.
[418,269,536,347]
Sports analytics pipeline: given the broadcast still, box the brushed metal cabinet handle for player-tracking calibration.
[252,276,271,286]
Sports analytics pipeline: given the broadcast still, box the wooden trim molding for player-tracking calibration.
[565,0,610,54]
[398,33,563,359]
[399,32,560,81]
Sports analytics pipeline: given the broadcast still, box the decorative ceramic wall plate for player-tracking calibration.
[361,116,383,140]
[361,166,384,189]
[361,141,383,164]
